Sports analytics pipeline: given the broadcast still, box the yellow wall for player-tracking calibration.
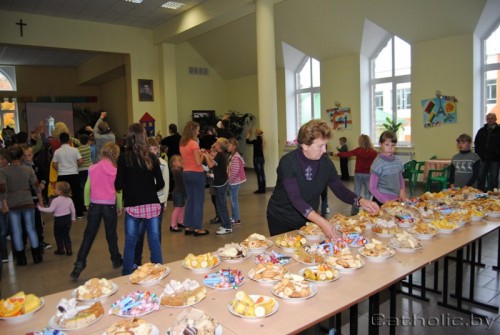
[0,10,161,127]
[100,77,128,137]
[174,42,227,130]
[0,10,481,169]
[321,55,362,174]
[412,34,474,161]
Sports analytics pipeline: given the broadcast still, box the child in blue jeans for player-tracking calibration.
[202,138,231,235]
[70,142,123,280]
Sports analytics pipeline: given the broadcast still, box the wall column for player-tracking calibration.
[256,0,279,189]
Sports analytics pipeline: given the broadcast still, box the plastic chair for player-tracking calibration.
[402,160,417,196]
[425,165,451,192]
[410,156,438,195]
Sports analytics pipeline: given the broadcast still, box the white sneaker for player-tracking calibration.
[326,207,330,214]
[216,227,233,235]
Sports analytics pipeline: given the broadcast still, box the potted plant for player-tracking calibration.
[382,117,404,134]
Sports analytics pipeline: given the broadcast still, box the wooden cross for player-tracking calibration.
[16,19,27,37]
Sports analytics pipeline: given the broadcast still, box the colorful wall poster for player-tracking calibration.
[421,97,457,128]
[327,107,352,130]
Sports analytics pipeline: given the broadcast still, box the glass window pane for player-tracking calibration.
[2,112,15,129]
[298,92,312,127]
[396,82,411,143]
[312,58,320,87]
[374,82,393,140]
[0,72,13,91]
[374,39,392,79]
[313,92,321,119]
[297,58,311,89]
[485,25,500,65]
[485,70,498,115]
[395,36,411,76]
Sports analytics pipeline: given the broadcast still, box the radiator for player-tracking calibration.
[395,151,414,165]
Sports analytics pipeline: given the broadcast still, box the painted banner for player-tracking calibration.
[421,97,457,128]
[327,107,352,130]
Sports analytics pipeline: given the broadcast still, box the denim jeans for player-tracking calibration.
[0,212,8,257]
[75,203,121,268]
[254,157,266,192]
[122,212,162,275]
[9,208,38,251]
[478,161,499,192]
[215,183,231,229]
[352,173,371,215]
[134,203,164,265]
[229,184,241,221]
[183,171,206,229]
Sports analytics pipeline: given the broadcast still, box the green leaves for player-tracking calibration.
[382,117,404,133]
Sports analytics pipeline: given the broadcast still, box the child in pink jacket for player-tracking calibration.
[38,181,75,256]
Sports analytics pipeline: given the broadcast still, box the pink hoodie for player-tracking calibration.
[88,159,117,205]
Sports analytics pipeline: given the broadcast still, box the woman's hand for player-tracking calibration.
[307,211,339,240]
[359,198,379,215]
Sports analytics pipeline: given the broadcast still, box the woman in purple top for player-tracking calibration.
[267,120,379,239]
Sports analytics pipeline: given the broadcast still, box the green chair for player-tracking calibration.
[409,156,438,195]
[402,160,417,196]
[425,165,451,192]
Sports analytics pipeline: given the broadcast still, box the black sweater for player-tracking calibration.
[115,152,164,207]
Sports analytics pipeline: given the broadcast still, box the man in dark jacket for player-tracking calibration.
[474,113,500,191]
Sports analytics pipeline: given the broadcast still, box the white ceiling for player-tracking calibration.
[0,0,493,79]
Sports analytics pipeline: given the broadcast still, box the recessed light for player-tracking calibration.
[123,0,143,3]
[162,1,185,10]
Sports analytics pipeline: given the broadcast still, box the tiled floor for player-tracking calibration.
[1,170,499,334]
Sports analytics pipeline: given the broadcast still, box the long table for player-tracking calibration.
[4,219,500,335]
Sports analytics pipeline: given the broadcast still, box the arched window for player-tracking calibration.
[482,22,500,121]
[370,36,411,145]
[0,66,19,138]
[296,56,321,128]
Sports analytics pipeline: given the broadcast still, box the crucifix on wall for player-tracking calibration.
[16,19,27,37]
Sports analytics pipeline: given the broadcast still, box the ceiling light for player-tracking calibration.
[162,1,185,10]
[123,0,143,3]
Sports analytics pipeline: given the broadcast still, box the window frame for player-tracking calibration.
[369,36,411,146]
[481,21,500,122]
[295,56,321,129]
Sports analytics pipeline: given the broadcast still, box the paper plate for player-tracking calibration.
[299,266,341,283]
[49,305,103,330]
[228,295,279,319]
[358,247,396,262]
[181,259,220,274]
[272,284,318,302]
[72,282,119,302]
[129,267,170,286]
[0,298,45,322]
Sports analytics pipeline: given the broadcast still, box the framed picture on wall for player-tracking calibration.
[138,79,154,101]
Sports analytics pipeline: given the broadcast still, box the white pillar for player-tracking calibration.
[256,0,279,189]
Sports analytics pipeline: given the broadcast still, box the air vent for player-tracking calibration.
[189,67,209,76]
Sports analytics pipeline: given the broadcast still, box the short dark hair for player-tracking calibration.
[456,133,472,143]
[8,145,24,161]
[379,131,397,144]
[59,132,70,144]
[98,121,111,134]
[169,123,178,133]
[79,133,89,145]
